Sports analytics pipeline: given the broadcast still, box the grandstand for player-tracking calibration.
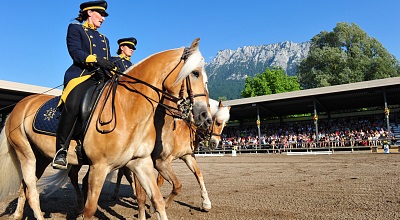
[1,77,400,154]
[0,80,62,128]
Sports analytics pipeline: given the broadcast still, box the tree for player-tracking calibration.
[217,96,227,101]
[241,67,300,98]
[297,22,399,89]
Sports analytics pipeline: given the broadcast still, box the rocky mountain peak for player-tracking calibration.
[206,41,310,100]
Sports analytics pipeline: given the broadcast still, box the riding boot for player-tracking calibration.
[52,107,78,170]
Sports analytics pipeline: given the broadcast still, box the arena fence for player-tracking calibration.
[195,144,400,155]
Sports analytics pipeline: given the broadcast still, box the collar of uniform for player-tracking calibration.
[119,54,130,61]
[82,21,97,30]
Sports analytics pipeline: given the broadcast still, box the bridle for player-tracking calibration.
[95,47,208,133]
[196,116,223,148]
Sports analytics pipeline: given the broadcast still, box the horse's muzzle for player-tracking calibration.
[192,102,212,129]
[209,138,219,149]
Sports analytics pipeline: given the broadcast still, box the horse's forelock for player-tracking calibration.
[209,99,219,116]
[215,106,230,122]
[173,49,204,87]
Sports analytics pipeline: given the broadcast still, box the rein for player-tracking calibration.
[95,48,207,133]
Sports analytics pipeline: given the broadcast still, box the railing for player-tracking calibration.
[195,144,399,155]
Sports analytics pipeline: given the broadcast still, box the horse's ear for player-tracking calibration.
[228,106,231,110]
[218,100,223,107]
[190,38,200,51]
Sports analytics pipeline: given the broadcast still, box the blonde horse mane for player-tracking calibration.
[123,46,205,89]
[209,98,230,122]
[173,48,205,87]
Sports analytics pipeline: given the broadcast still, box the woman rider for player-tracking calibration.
[52,0,116,169]
[111,37,137,71]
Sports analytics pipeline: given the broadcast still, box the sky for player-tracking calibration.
[0,0,399,89]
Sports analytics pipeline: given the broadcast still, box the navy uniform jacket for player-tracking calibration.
[110,55,132,72]
[64,22,111,86]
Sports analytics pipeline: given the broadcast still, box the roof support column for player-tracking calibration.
[256,104,261,153]
[313,98,319,146]
[383,91,390,136]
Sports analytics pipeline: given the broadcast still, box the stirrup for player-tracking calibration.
[52,149,68,170]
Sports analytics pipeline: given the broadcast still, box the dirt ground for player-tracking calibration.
[0,152,399,220]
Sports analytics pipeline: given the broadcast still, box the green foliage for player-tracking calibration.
[297,22,399,89]
[241,67,300,98]
[217,96,227,101]
[208,80,244,100]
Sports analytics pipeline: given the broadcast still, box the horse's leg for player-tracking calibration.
[111,167,129,200]
[13,181,26,220]
[123,166,136,198]
[82,164,108,219]
[69,165,85,214]
[82,167,89,201]
[156,172,165,187]
[10,146,46,220]
[147,172,166,214]
[126,157,168,220]
[181,154,212,210]
[154,157,182,209]
[13,151,49,220]
[134,173,147,220]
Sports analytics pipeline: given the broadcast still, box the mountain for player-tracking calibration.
[205,41,310,100]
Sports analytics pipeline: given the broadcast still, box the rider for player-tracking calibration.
[110,37,137,71]
[52,0,116,170]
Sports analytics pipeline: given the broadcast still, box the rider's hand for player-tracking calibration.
[96,59,116,71]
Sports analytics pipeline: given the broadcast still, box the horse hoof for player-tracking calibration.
[202,202,212,211]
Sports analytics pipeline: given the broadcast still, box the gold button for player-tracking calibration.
[93,44,97,47]
[90,35,93,38]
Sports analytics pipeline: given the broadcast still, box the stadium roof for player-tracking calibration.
[0,80,62,115]
[222,77,400,121]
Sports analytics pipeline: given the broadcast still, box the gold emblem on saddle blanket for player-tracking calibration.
[44,107,57,121]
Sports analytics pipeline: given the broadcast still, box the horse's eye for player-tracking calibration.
[191,70,200,77]
[216,122,222,126]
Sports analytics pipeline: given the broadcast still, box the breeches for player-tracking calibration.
[61,77,98,117]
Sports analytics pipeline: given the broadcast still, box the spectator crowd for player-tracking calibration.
[220,115,397,151]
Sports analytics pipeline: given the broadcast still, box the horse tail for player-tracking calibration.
[0,123,22,201]
[38,168,70,198]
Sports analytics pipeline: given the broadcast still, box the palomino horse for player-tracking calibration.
[131,98,230,219]
[0,38,211,220]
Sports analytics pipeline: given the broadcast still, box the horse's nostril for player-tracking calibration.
[200,111,208,119]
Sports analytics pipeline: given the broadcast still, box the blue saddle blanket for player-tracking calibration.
[33,96,61,136]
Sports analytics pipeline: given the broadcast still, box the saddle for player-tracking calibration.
[33,80,108,160]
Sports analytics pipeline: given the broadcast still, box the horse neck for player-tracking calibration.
[117,48,185,113]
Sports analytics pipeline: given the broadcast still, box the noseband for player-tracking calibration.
[196,118,223,148]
